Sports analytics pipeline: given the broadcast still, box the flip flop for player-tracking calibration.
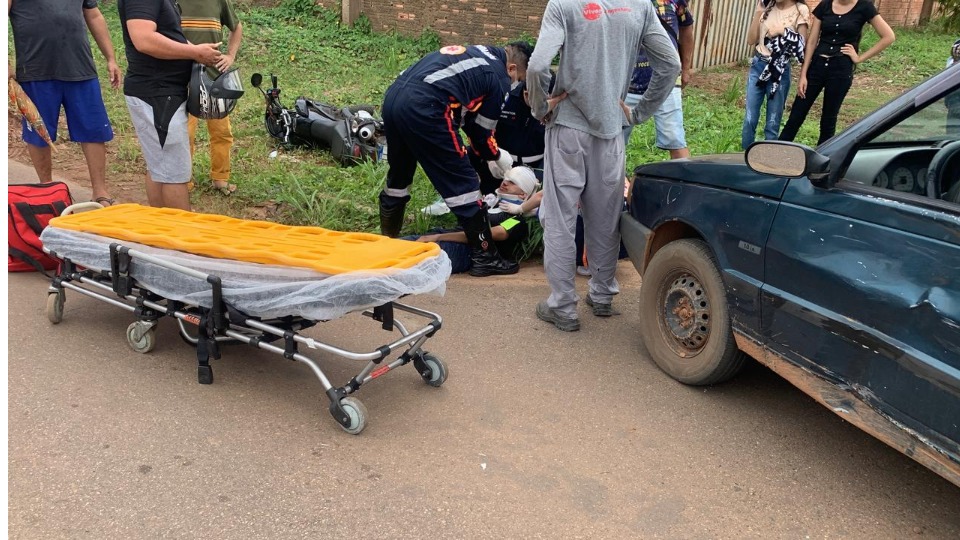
[93,197,116,207]
[213,181,237,196]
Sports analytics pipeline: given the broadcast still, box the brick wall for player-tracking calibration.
[355,0,935,47]
[349,0,544,44]
[806,0,936,26]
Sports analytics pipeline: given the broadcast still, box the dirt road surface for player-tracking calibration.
[8,164,960,539]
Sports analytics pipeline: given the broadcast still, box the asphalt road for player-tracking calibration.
[8,260,960,539]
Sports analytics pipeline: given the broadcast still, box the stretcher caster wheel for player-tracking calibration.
[46,291,64,324]
[418,353,447,387]
[126,322,156,354]
[336,397,367,435]
[198,365,214,385]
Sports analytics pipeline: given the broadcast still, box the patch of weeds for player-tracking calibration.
[517,219,544,262]
[722,75,743,106]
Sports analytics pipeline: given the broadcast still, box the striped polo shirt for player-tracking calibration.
[178,0,239,47]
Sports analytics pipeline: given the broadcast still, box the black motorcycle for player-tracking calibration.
[250,73,386,166]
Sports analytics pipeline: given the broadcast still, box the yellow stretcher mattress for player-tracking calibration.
[49,204,440,275]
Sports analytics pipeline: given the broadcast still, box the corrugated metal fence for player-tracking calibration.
[689,0,755,70]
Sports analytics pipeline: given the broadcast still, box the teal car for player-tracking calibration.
[620,66,960,488]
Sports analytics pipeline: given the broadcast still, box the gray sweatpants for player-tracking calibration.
[539,125,624,319]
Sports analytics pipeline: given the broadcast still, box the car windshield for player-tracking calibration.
[872,86,960,145]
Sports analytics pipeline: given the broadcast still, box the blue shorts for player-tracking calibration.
[19,79,113,147]
[622,86,687,150]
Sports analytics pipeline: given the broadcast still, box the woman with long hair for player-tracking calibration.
[778,0,895,145]
[741,0,810,150]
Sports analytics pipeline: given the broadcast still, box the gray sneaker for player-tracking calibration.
[585,296,621,317]
[536,301,581,332]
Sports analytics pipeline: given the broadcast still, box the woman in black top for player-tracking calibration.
[778,0,894,145]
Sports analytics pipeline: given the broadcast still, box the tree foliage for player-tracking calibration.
[933,0,960,32]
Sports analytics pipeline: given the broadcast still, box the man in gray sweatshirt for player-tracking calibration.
[527,0,681,332]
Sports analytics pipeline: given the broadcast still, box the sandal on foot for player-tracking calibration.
[213,181,237,195]
[93,197,116,207]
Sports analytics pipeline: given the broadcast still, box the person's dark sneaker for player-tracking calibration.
[585,296,621,317]
[536,301,581,332]
[468,250,520,277]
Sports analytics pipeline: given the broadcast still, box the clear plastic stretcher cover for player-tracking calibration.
[40,205,452,321]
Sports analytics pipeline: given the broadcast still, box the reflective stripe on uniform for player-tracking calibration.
[384,187,410,197]
[444,191,481,208]
[424,58,490,84]
[475,113,497,130]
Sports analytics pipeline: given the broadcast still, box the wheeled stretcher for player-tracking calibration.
[40,203,453,434]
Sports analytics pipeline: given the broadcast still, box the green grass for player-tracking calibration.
[9,0,956,255]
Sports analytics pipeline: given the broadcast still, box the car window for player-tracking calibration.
[873,87,960,144]
[843,87,960,203]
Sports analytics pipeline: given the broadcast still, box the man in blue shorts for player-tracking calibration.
[118,0,222,210]
[9,0,122,205]
[622,0,695,159]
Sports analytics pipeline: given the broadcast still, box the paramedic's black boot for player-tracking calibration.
[379,191,407,238]
[462,211,519,277]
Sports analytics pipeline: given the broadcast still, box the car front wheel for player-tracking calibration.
[639,239,746,385]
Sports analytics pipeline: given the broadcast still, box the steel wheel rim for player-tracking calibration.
[659,271,711,356]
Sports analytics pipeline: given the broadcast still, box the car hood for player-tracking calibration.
[633,153,790,199]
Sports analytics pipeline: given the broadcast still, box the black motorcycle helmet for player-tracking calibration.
[187,63,244,120]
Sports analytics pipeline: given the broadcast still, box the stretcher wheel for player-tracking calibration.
[336,397,367,435]
[419,353,448,387]
[45,291,64,325]
[126,322,157,354]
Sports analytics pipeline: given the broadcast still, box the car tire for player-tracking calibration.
[639,238,746,385]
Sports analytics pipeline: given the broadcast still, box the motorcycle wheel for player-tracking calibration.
[265,113,285,139]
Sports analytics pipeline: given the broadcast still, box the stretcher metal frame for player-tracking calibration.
[43,234,447,435]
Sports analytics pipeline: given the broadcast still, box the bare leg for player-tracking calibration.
[144,172,164,207]
[26,143,54,183]
[669,148,690,159]
[160,183,191,211]
[80,142,112,201]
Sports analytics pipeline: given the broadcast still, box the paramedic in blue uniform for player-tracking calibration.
[378,42,532,277]
[467,72,552,195]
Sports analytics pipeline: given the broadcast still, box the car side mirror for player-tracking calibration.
[746,141,831,185]
[250,73,263,88]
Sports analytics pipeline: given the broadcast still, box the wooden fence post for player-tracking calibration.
[342,0,360,26]
[918,0,935,26]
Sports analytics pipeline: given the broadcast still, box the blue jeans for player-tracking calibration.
[741,56,791,150]
[402,231,472,274]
